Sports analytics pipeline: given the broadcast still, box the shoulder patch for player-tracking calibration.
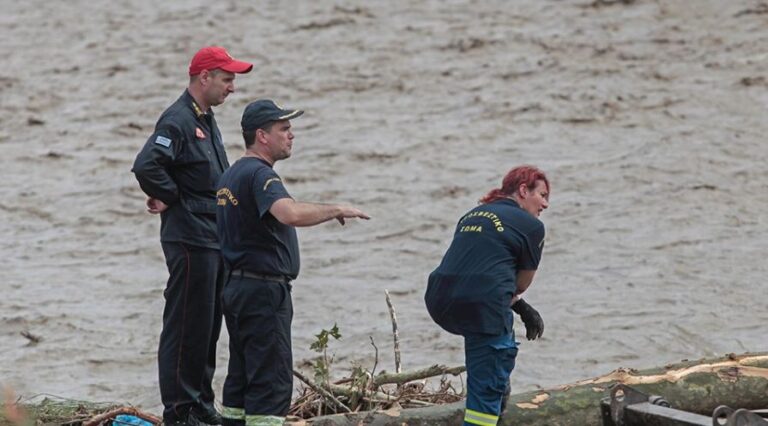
[154,135,172,147]
[263,177,282,191]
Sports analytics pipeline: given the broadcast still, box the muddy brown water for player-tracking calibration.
[1,0,767,414]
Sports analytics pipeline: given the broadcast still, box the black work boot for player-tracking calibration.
[191,404,223,425]
[165,412,204,426]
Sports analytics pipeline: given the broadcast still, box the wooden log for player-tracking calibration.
[299,402,465,426]
[299,352,768,425]
[502,352,768,426]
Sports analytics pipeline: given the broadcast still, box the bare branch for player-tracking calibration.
[373,365,466,387]
[369,336,379,381]
[292,369,351,413]
[384,289,401,374]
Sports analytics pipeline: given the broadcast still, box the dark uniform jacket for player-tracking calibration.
[132,90,229,249]
[425,199,545,336]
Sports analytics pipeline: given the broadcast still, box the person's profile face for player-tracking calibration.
[519,180,549,218]
[205,70,236,106]
[264,120,294,161]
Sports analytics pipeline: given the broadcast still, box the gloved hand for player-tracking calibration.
[511,299,544,340]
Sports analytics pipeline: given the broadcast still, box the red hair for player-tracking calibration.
[480,165,549,204]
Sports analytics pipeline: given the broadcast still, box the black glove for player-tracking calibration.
[511,299,544,340]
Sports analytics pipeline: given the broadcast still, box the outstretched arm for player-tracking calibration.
[269,198,370,227]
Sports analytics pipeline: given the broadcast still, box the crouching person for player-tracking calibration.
[425,165,550,426]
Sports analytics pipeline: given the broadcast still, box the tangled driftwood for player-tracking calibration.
[303,352,768,425]
[287,290,466,421]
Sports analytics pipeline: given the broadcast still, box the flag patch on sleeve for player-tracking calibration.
[154,136,172,147]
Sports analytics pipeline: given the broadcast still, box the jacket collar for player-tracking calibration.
[182,90,214,119]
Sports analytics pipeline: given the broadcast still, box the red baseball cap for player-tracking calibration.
[188,46,253,76]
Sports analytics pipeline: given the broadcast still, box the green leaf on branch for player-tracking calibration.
[310,323,342,353]
[329,323,341,339]
[309,323,343,384]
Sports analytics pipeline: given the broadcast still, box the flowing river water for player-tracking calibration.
[1,0,767,415]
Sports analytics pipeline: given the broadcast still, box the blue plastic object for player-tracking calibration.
[112,414,154,426]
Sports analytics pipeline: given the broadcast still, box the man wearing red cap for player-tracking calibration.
[132,46,252,426]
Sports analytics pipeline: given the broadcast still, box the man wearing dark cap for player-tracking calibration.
[132,46,252,426]
[216,100,369,425]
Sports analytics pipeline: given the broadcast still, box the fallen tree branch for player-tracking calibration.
[328,383,394,403]
[84,406,161,426]
[326,385,434,409]
[373,365,466,387]
[293,369,352,413]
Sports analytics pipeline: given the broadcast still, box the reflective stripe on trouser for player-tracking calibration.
[464,408,499,426]
[245,415,284,425]
[463,332,518,426]
[221,406,245,420]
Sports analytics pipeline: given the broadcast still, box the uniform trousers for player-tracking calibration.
[159,242,226,423]
[463,332,518,426]
[220,274,293,426]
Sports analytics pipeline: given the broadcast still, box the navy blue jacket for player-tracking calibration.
[216,157,300,279]
[425,199,545,336]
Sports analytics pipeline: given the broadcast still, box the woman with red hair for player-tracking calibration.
[425,165,550,426]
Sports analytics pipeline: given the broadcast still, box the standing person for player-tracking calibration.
[132,46,253,426]
[216,99,369,426]
[424,166,550,426]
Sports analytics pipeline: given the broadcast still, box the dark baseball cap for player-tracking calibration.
[241,100,304,131]
[189,46,253,76]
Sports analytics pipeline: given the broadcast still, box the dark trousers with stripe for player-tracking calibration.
[463,333,518,426]
[159,242,226,422]
[221,275,293,424]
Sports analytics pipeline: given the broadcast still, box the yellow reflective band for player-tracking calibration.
[466,409,499,421]
[221,406,245,420]
[464,408,499,426]
[245,414,284,426]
